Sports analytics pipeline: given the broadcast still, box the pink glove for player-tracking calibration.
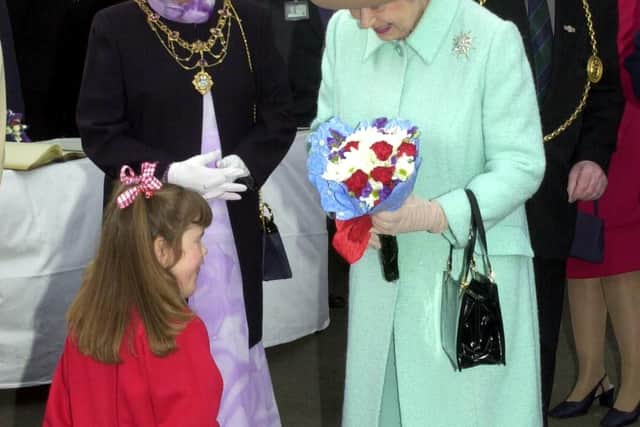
[368,232,381,249]
[371,196,448,235]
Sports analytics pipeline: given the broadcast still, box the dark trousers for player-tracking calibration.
[533,257,567,425]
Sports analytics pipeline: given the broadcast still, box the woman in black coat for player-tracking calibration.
[77,0,295,425]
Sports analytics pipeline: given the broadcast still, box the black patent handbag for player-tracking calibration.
[260,193,293,281]
[441,189,506,371]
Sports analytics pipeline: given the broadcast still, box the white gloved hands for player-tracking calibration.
[217,154,250,178]
[167,150,247,201]
[371,195,448,236]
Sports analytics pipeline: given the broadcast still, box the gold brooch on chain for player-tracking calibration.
[137,0,235,95]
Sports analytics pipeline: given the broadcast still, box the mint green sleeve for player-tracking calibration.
[436,21,546,247]
[310,11,341,130]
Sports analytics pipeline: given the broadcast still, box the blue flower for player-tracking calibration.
[373,117,388,129]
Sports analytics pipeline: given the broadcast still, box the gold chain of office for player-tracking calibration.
[135,0,254,96]
[478,0,602,142]
[135,0,270,220]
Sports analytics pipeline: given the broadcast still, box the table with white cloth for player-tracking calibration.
[0,131,329,388]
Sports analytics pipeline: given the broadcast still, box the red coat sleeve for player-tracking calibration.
[43,339,73,427]
[141,317,223,427]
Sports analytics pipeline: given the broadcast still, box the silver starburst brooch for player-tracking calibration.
[453,31,473,58]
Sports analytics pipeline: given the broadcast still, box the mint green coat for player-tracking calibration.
[312,0,546,425]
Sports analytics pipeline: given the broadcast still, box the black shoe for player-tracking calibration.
[548,374,615,418]
[601,401,640,427]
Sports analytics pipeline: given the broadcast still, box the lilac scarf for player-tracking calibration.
[147,0,215,23]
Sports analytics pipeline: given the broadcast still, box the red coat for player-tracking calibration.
[43,315,222,426]
[567,0,640,278]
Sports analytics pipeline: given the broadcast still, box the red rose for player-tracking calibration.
[342,140,360,152]
[343,169,369,197]
[397,141,417,158]
[371,141,393,161]
[370,166,395,186]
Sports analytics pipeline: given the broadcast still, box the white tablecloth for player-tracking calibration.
[0,132,328,388]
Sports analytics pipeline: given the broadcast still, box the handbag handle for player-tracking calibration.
[259,191,278,233]
[464,189,494,282]
[446,189,495,286]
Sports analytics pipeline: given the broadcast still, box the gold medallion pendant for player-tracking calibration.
[587,55,604,84]
[193,70,214,95]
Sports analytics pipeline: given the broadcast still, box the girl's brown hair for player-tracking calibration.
[67,182,212,363]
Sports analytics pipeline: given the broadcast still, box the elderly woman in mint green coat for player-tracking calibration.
[310,0,546,425]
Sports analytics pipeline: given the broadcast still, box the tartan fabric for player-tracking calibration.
[116,162,163,209]
[528,0,553,100]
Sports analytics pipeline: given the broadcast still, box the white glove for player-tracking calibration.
[217,154,250,178]
[167,150,248,201]
[372,195,448,235]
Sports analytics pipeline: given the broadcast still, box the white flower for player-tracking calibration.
[394,155,415,181]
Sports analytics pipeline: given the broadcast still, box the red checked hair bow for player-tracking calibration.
[116,162,163,209]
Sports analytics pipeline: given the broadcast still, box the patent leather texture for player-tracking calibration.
[454,271,505,369]
[548,375,615,418]
[441,189,506,371]
[601,402,640,427]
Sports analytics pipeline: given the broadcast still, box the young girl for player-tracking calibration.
[43,163,223,427]
[78,0,293,421]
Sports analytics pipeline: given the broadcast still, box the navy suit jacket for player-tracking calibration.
[486,0,624,258]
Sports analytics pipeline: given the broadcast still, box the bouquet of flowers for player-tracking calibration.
[307,117,422,281]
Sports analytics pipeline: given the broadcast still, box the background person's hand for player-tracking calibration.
[167,150,248,200]
[371,195,448,235]
[567,160,608,202]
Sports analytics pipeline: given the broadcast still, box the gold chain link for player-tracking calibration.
[136,0,266,214]
[229,2,266,215]
[229,1,253,73]
[584,0,598,58]
[478,0,599,143]
[227,0,257,123]
[136,0,258,95]
[135,0,234,72]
